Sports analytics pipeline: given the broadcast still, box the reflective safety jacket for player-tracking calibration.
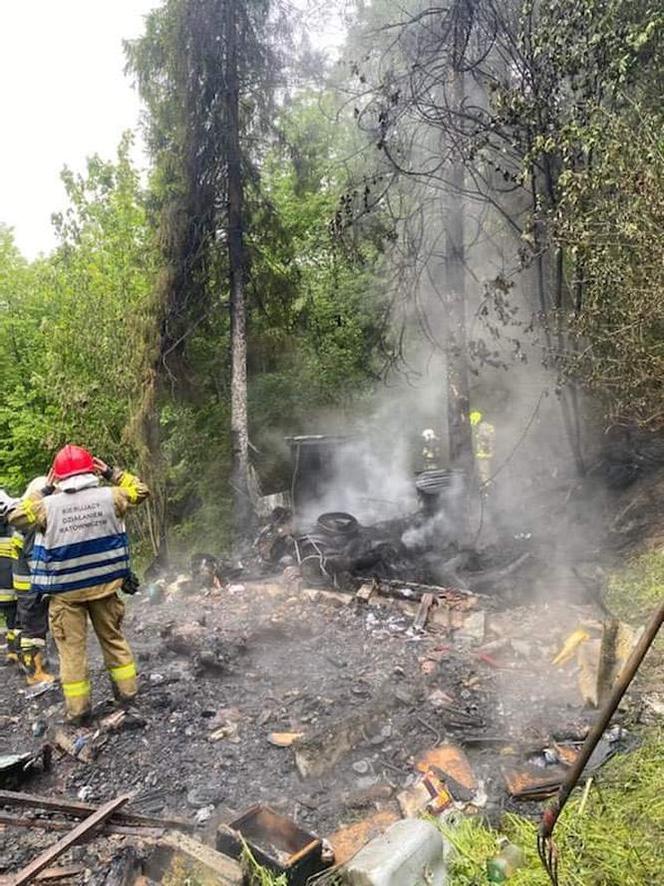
[473,421,496,460]
[0,516,15,603]
[31,486,130,594]
[9,470,148,602]
[12,529,33,593]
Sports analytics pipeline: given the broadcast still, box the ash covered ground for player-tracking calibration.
[0,574,615,881]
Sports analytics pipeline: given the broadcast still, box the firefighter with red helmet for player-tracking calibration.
[8,445,149,724]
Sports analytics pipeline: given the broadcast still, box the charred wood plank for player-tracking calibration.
[0,812,163,839]
[36,867,84,882]
[413,593,434,631]
[0,789,193,832]
[464,553,532,592]
[10,795,129,886]
[363,578,478,603]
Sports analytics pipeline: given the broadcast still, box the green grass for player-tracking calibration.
[606,550,664,621]
[240,841,288,886]
[441,730,663,885]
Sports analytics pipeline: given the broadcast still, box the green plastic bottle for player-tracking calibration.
[486,838,525,882]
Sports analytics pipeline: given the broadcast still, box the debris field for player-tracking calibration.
[1,567,641,882]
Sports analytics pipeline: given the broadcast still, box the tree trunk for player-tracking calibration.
[142,394,168,559]
[225,0,252,543]
[445,20,474,482]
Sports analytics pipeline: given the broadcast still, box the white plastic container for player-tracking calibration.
[343,818,447,885]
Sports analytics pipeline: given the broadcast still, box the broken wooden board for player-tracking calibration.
[577,618,641,707]
[98,709,145,734]
[52,729,98,764]
[0,812,163,840]
[35,866,84,882]
[355,582,376,604]
[268,732,304,747]
[11,795,130,886]
[502,765,568,800]
[146,831,243,885]
[413,593,434,632]
[0,789,194,832]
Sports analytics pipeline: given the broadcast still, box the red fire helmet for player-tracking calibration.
[52,444,95,481]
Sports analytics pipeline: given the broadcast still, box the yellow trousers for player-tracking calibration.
[49,591,137,719]
[477,458,492,485]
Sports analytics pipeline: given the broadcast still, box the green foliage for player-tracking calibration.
[0,139,155,495]
[558,110,664,426]
[440,730,664,885]
[607,549,664,621]
[3,0,661,552]
[240,840,288,886]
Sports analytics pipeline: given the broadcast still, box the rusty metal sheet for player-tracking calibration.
[416,743,478,792]
[502,765,568,799]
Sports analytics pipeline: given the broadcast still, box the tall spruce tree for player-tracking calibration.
[126,0,283,542]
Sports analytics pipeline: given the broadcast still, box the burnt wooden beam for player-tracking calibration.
[413,593,434,631]
[0,789,193,832]
[0,812,163,840]
[10,795,130,886]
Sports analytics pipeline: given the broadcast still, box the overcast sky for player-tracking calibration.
[1,1,346,259]
[1,1,160,258]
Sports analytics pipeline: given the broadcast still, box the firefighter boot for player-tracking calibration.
[20,643,55,685]
[6,629,20,664]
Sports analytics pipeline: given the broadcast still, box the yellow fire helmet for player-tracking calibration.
[469,410,483,427]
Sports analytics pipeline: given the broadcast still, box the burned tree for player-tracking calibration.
[345,0,657,475]
[224,0,251,536]
[444,0,475,477]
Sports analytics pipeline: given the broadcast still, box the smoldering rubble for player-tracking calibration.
[0,551,655,883]
[2,432,663,883]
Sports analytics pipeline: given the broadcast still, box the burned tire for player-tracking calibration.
[317,512,360,536]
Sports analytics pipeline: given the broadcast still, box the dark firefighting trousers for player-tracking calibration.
[17,591,49,640]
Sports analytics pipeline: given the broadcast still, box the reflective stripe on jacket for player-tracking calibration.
[31,486,130,595]
[0,517,15,601]
[12,531,31,591]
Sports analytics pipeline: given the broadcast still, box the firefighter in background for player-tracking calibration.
[9,445,149,724]
[12,476,55,685]
[0,491,19,664]
[470,410,495,486]
[421,428,441,471]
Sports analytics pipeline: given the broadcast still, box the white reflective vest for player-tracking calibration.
[31,487,130,595]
